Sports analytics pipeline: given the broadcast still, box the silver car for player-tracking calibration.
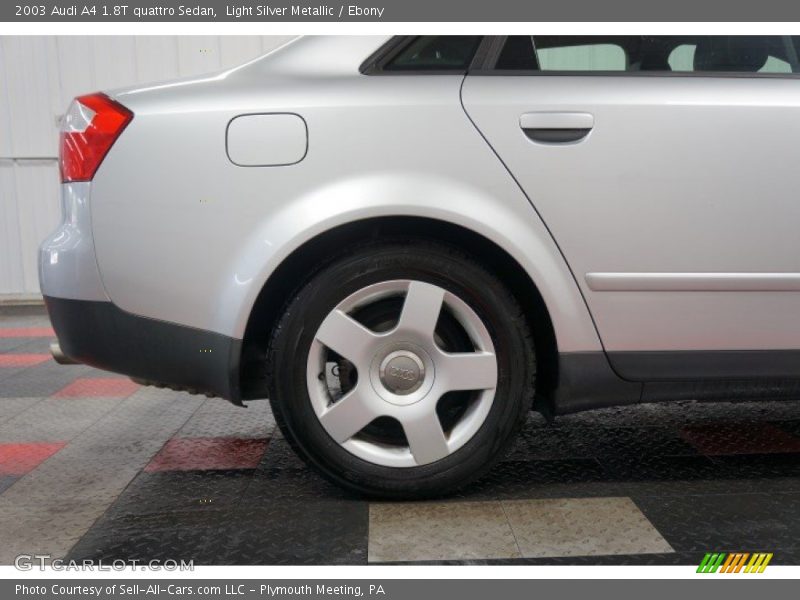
[39,35,800,497]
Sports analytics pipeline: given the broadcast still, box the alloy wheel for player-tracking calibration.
[306,279,498,468]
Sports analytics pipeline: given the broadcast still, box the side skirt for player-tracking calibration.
[545,351,800,416]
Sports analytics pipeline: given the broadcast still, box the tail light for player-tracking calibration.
[59,93,133,183]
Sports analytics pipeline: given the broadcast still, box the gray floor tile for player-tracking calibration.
[0,397,124,442]
[0,476,18,494]
[0,362,82,398]
[0,339,31,353]
[0,500,111,563]
[0,397,44,425]
[175,398,275,439]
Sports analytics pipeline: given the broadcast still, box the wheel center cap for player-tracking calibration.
[379,350,425,395]
[370,342,435,406]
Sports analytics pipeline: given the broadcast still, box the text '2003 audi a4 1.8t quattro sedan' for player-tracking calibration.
[40,35,800,497]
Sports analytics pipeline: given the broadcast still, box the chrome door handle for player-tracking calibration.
[519,112,594,143]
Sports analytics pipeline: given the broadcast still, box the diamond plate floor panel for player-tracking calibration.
[0,475,18,493]
[0,441,66,475]
[54,377,140,398]
[632,492,800,553]
[0,354,50,368]
[175,398,276,439]
[145,438,269,472]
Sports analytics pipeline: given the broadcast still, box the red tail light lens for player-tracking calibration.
[59,93,133,183]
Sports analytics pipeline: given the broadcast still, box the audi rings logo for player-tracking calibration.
[388,366,418,382]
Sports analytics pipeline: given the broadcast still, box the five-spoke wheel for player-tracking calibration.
[307,280,498,467]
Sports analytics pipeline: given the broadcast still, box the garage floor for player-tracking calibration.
[2,305,800,566]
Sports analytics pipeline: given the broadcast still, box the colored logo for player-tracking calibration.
[697,552,773,573]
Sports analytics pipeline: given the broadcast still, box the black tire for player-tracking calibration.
[266,240,536,499]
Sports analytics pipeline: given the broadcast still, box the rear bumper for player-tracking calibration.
[44,296,242,403]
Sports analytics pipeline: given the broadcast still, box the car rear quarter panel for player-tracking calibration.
[88,37,602,354]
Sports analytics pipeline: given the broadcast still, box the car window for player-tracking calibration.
[494,36,800,75]
[384,36,482,71]
[667,44,695,71]
[537,43,627,71]
[669,42,793,73]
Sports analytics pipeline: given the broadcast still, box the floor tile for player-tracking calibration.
[253,433,306,470]
[54,377,140,398]
[506,425,697,462]
[710,453,800,479]
[0,475,18,494]
[681,423,800,455]
[0,446,162,514]
[0,354,50,368]
[106,470,255,516]
[0,362,83,398]
[599,455,720,482]
[777,420,800,437]
[144,437,269,472]
[0,327,54,338]
[0,441,66,475]
[0,500,116,563]
[399,551,704,566]
[453,458,606,501]
[560,399,800,428]
[9,338,56,354]
[0,397,124,443]
[69,499,369,566]
[75,390,203,445]
[502,496,673,558]
[0,305,49,319]
[243,435,358,505]
[0,339,29,353]
[368,501,520,562]
[207,502,369,565]
[175,398,275,439]
[633,492,800,552]
[0,397,43,425]
[585,427,698,458]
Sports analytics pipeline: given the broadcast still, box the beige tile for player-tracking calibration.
[502,497,674,558]
[368,501,521,562]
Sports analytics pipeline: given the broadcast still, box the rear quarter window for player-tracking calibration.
[382,36,482,72]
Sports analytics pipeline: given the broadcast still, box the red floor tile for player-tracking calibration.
[681,423,800,456]
[0,442,66,475]
[145,437,269,472]
[54,377,140,398]
[0,354,50,368]
[0,327,55,338]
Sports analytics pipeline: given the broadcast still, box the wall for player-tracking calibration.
[0,35,295,300]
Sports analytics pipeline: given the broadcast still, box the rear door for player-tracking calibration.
[462,36,800,380]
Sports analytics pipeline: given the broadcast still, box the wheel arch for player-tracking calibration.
[239,216,559,407]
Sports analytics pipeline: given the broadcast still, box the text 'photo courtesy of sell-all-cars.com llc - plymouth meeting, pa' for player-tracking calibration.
[40,34,800,498]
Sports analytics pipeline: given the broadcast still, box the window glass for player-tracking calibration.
[763,56,793,73]
[495,36,800,74]
[667,44,694,71]
[536,43,627,71]
[384,36,482,71]
[669,43,792,73]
